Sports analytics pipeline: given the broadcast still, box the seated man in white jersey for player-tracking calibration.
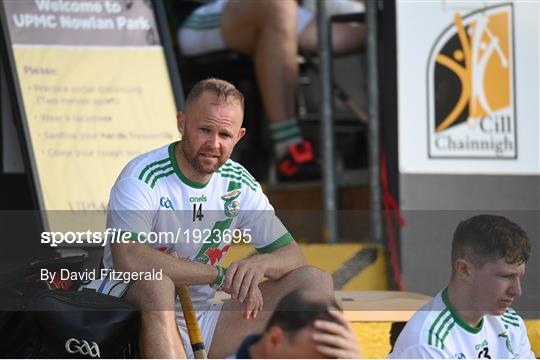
[389,215,535,359]
[104,78,333,358]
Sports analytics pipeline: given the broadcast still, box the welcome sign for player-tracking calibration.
[0,0,178,216]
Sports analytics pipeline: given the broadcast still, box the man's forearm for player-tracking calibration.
[111,242,218,287]
[255,242,307,280]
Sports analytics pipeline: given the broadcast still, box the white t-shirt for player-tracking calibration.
[103,142,292,306]
[389,289,535,359]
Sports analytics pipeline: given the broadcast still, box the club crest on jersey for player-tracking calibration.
[221,190,240,218]
[221,190,241,202]
[499,330,513,354]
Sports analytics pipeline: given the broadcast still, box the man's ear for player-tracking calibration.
[264,326,286,354]
[176,111,185,137]
[454,258,473,282]
[236,127,246,143]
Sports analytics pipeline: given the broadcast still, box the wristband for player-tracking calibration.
[212,265,227,291]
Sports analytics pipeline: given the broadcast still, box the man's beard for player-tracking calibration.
[181,138,223,175]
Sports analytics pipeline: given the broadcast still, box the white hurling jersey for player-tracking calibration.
[389,289,535,359]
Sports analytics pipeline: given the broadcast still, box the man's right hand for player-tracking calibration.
[312,308,362,359]
[223,256,267,302]
[222,256,267,319]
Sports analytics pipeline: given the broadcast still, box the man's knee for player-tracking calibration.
[222,0,298,53]
[256,0,298,35]
[261,0,297,18]
[126,275,176,310]
[291,265,334,293]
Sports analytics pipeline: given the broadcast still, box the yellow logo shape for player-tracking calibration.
[434,7,511,132]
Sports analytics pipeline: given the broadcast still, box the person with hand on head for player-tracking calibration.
[389,215,535,359]
[104,78,333,358]
[234,288,361,359]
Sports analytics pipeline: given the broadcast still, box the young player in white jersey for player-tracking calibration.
[389,215,535,359]
[104,79,333,358]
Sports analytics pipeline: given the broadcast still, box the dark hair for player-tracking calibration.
[265,289,340,340]
[185,78,244,110]
[451,215,530,268]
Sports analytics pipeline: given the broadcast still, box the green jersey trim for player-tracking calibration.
[116,231,147,245]
[143,162,173,184]
[218,168,256,186]
[502,311,519,321]
[502,312,520,328]
[217,163,258,191]
[168,142,210,189]
[442,288,483,334]
[151,169,176,188]
[183,13,221,30]
[256,233,293,254]
[439,321,456,349]
[217,172,257,191]
[138,157,170,181]
[220,162,257,182]
[428,309,450,347]
[183,20,221,30]
[435,312,454,349]
[502,318,520,328]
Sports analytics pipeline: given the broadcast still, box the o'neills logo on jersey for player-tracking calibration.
[427,4,516,159]
[189,195,207,203]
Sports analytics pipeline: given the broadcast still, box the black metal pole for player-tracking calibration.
[366,0,383,245]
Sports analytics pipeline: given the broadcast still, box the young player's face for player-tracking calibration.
[178,92,245,176]
[471,258,525,315]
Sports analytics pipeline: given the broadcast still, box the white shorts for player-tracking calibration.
[177,302,224,359]
[178,0,315,56]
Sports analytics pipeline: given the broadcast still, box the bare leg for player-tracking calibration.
[221,1,365,125]
[221,0,298,125]
[208,265,333,358]
[299,20,366,55]
[125,277,186,358]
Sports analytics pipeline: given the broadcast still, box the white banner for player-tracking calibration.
[397,1,539,174]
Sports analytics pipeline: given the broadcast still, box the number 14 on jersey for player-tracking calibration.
[193,203,204,221]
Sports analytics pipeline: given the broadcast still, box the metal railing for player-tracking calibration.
[316,0,382,245]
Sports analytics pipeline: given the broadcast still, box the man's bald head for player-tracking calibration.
[265,289,340,337]
[185,78,244,114]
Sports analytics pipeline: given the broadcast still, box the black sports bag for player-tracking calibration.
[21,289,139,358]
[0,256,140,358]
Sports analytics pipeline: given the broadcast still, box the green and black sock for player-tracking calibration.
[270,118,303,158]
